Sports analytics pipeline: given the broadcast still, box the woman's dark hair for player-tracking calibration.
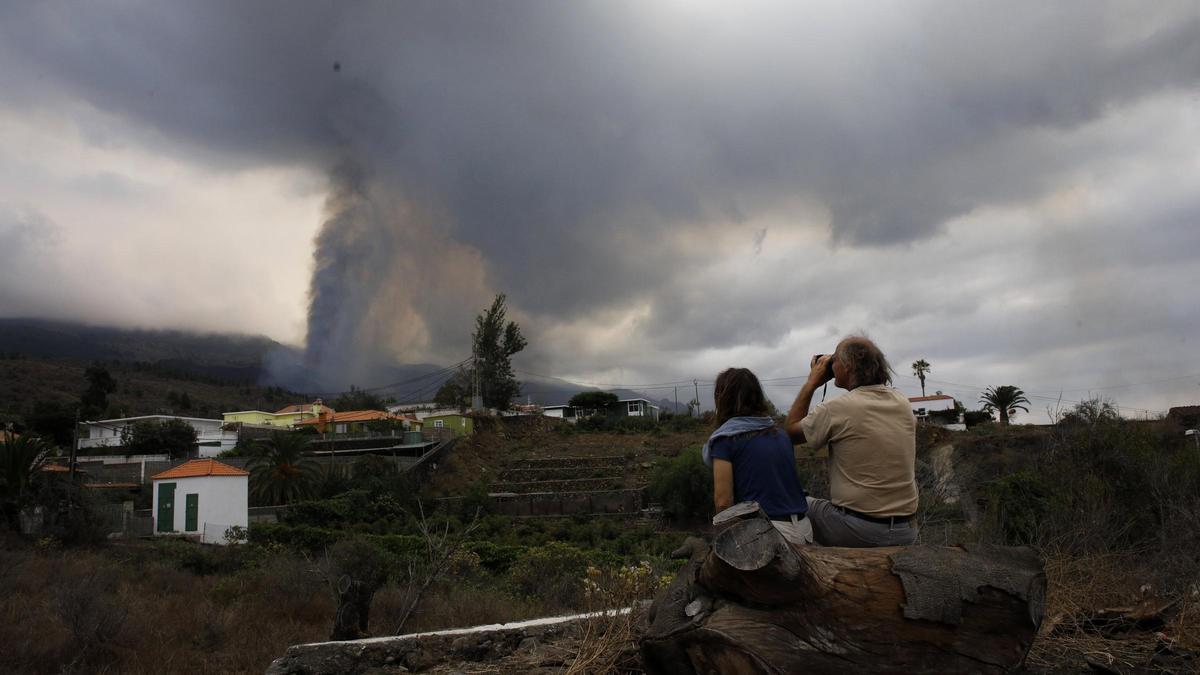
[713,368,771,426]
[836,336,894,386]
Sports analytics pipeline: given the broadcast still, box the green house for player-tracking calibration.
[422,412,474,436]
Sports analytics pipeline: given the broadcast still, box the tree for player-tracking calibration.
[911,359,931,397]
[26,400,76,448]
[331,385,388,412]
[979,385,1031,425]
[120,419,198,459]
[433,368,471,410]
[567,391,618,415]
[246,432,320,505]
[471,294,527,411]
[80,366,117,418]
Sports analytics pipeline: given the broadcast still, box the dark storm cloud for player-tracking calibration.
[2,1,1199,388]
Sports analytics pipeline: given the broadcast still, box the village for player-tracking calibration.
[17,385,987,545]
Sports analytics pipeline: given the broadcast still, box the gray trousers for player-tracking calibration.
[805,497,917,547]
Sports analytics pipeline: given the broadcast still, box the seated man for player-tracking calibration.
[785,336,918,547]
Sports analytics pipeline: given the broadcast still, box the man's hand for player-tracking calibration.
[808,354,834,388]
[787,355,832,444]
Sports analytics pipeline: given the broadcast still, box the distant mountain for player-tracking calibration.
[0,318,682,412]
[0,318,277,382]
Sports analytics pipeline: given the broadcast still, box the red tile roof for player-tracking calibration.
[908,395,956,403]
[274,403,335,415]
[151,459,249,480]
[294,410,403,426]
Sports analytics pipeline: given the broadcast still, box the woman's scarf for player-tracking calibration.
[702,416,776,467]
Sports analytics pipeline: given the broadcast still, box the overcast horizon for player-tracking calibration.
[2,1,1199,422]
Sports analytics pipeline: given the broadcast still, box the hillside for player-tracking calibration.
[0,318,676,412]
[0,356,303,424]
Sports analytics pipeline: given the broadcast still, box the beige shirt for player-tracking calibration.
[799,384,918,516]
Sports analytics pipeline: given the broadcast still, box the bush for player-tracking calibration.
[647,447,711,522]
[508,541,591,608]
[981,471,1053,546]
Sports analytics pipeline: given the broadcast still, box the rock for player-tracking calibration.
[403,648,437,671]
[517,637,541,653]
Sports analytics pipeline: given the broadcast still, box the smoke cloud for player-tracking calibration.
[1,2,1199,415]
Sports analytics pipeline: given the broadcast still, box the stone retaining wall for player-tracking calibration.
[266,608,639,674]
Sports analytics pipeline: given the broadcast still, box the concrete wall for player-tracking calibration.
[152,475,248,544]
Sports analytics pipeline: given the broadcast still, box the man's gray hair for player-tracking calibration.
[836,336,893,387]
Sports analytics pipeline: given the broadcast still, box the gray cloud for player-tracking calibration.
[1,1,1199,406]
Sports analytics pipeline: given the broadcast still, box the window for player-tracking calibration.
[335,423,347,434]
[628,401,642,416]
[434,420,444,428]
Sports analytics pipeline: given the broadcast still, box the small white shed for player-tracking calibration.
[150,459,249,545]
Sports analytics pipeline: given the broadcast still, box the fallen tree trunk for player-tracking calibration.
[641,504,1045,674]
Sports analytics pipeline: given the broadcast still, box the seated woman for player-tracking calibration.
[703,367,812,545]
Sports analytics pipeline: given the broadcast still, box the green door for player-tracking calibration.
[185,493,199,532]
[157,482,176,533]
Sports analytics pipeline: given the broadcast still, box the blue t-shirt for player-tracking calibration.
[708,427,808,519]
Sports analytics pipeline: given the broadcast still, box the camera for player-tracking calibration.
[812,354,834,381]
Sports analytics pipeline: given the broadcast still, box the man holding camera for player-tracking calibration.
[785,336,918,547]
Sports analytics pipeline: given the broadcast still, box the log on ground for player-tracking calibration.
[641,505,1045,674]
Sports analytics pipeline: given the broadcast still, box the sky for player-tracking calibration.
[1,1,1198,421]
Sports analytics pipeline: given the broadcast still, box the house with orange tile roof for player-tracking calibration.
[150,459,248,544]
[293,409,413,435]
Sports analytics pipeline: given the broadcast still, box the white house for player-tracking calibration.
[150,459,249,545]
[618,398,661,421]
[80,415,237,457]
[908,395,966,430]
[541,405,578,422]
[908,395,956,417]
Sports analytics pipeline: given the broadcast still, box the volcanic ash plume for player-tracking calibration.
[302,161,491,390]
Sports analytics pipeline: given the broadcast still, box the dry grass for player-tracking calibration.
[0,544,332,674]
[1026,547,1200,672]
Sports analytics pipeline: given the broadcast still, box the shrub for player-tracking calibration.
[508,541,591,608]
[981,471,1053,546]
[648,447,711,522]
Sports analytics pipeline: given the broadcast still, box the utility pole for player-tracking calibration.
[471,353,484,412]
[694,379,700,418]
[69,408,80,522]
[675,386,679,415]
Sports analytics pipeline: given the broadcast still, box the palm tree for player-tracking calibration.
[247,432,320,505]
[912,359,931,397]
[1,433,53,527]
[979,385,1031,425]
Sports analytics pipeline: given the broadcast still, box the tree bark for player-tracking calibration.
[641,505,1045,674]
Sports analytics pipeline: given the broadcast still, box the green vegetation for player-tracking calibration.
[568,390,618,412]
[80,365,117,418]
[471,293,527,411]
[247,432,320,505]
[647,447,711,523]
[911,358,931,397]
[979,384,1031,424]
[120,418,198,459]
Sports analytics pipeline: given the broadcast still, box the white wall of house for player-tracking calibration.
[619,399,661,421]
[910,398,957,416]
[79,415,236,455]
[152,474,248,545]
